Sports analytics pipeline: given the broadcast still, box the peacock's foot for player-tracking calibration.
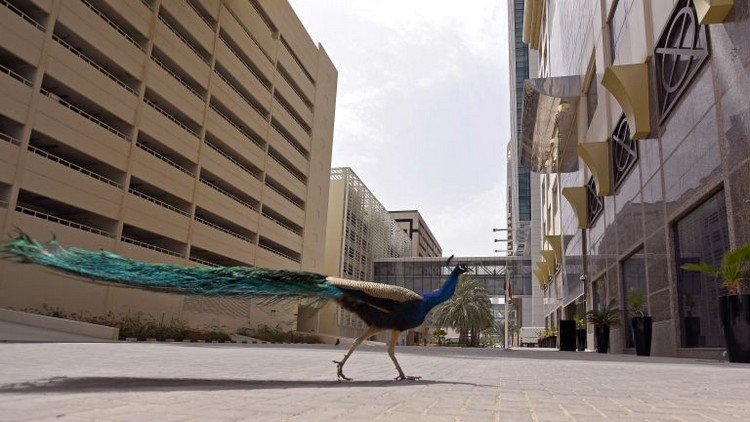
[394,374,421,381]
[333,360,352,381]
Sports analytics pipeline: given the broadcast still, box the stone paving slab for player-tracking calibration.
[1,343,749,421]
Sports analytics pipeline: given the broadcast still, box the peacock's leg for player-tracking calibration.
[388,330,421,381]
[334,326,381,381]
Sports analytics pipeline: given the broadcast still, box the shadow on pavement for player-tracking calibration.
[0,377,491,394]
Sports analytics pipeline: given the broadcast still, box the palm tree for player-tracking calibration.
[431,275,494,346]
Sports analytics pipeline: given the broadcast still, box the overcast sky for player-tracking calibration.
[289,0,511,257]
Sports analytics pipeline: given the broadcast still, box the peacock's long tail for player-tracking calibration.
[1,233,343,304]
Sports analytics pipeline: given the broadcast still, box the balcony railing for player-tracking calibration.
[199,177,258,212]
[271,124,308,159]
[52,34,138,95]
[265,182,304,210]
[144,97,199,138]
[158,14,208,64]
[213,68,268,121]
[274,94,311,135]
[40,88,131,141]
[258,242,299,263]
[151,55,204,100]
[80,0,146,52]
[208,103,264,149]
[136,142,194,176]
[261,211,302,236]
[28,145,123,188]
[128,187,190,216]
[185,0,214,29]
[218,34,270,91]
[0,63,33,87]
[121,235,183,257]
[268,153,306,184]
[1,0,45,30]
[204,139,260,180]
[195,216,252,243]
[16,205,114,238]
[223,6,272,63]
[0,131,21,146]
[188,256,218,267]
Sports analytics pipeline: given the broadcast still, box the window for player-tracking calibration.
[586,177,603,226]
[654,0,710,124]
[621,248,647,348]
[607,0,622,64]
[585,60,598,127]
[674,191,729,348]
[611,114,638,190]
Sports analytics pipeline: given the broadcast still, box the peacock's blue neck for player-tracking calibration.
[421,269,461,316]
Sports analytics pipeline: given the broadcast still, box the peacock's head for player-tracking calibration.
[445,255,470,275]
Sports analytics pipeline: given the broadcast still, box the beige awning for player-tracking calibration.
[602,63,650,140]
[541,249,557,274]
[562,186,588,229]
[693,0,733,24]
[533,268,548,288]
[520,75,582,173]
[522,0,544,49]
[545,235,563,263]
[536,260,551,277]
[577,141,612,196]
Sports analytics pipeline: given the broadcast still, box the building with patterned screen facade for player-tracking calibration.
[0,0,337,332]
[521,0,749,358]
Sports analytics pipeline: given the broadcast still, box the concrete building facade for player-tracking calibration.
[298,167,411,340]
[388,210,442,258]
[0,0,337,332]
[506,0,545,337]
[521,0,750,358]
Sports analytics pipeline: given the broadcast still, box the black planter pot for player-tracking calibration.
[631,316,653,356]
[684,316,701,348]
[576,329,586,351]
[719,295,750,363]
[594,326,609,353]
[559,320,577,351]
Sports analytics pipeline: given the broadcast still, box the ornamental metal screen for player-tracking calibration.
[654,0,710,124]
[611,114,638,190]
[586,176,603,226]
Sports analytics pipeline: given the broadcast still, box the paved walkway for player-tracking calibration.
[1,343,749,421]
[0,320,114,343]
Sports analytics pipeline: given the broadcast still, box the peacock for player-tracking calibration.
[1,233,469,381]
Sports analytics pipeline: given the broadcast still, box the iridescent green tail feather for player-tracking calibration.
[1,233,343,304]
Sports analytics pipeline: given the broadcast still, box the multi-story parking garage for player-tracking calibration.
[0,0,336,331]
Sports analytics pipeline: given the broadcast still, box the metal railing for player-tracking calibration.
[151,55,205,100]
[188,256,218,267]
[16,205,114,238]
[208,103,264,149]
[204,140,261,180]
[40,88,131,141]
[217,33,271,90]
[157,14,209,64]
[0,131,21,146]
[223,6,273,63]
[274,94,311,135]
[261,211,302,236]
[271,124,308,160]
[121,235,183,257]
[28,145,123,188]
[144,97,199,137]
[199,177,258,211]
[185,0,214,29]
[128,188,190,216]
[213,68,269,122]
[52,34,138,95]
[0,63,33,87]
[194,216,253,243]
[135,142,194,176]
[268,151,306,184]
[80,0,146,52]
[265,182,304,210]
[277,64,313,111]
[1,0,45,31]
[258,242,300,263]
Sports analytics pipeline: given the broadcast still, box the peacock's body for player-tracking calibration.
[1,233,469,380]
